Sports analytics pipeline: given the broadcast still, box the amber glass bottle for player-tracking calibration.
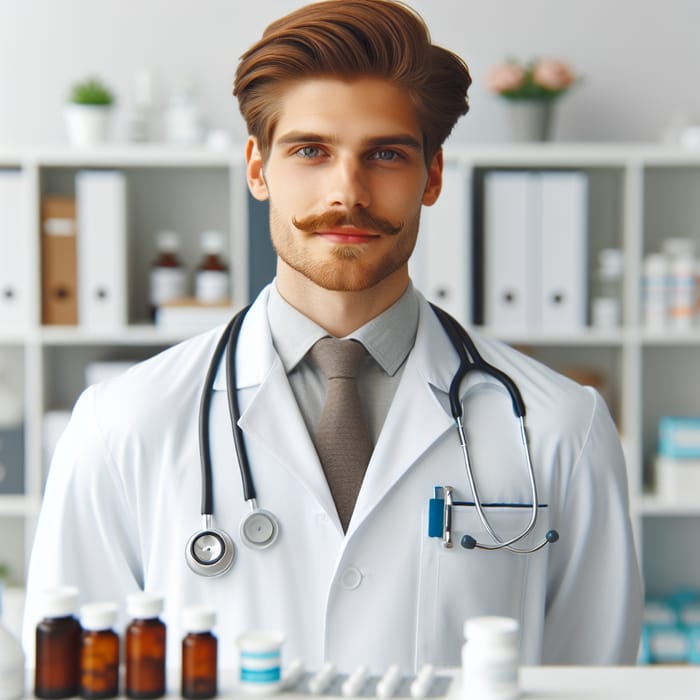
[181,606,217,699]
[34,587,82,699]
[194,231,229,305]
[125,593,166,699]
[79,603,119,699]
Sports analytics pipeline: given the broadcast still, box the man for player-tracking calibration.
[25,0,642,673]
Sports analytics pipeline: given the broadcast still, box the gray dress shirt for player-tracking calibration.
[266,282,419,447]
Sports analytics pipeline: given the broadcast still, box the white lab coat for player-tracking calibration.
[24,285,642,673]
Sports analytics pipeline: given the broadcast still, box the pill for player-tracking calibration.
[342,665,368,697]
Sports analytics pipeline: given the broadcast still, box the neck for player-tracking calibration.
[275,261,409,337]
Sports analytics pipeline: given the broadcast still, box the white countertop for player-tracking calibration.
[516,666,700,699]
[21,666,700,700]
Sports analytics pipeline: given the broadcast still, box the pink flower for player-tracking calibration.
[486,63,526,93]
[532,59,575,91]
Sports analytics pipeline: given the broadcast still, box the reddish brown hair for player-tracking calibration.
[233,0,471,163]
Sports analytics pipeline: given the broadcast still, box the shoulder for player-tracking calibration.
[467,329,598,430]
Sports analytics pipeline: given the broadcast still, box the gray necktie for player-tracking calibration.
[309,337,372,532]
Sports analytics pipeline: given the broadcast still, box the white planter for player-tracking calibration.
[63,104,113,146]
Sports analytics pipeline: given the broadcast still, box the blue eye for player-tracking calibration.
[370,149,400,162]
[296,146,323,158]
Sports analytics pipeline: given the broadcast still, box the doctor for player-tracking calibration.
[24,0,642,673]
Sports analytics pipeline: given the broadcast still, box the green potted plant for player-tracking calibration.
[64,76,116,146]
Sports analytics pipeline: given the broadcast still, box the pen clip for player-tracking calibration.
[443,485,454,549]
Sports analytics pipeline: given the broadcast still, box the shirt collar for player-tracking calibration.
[267,280,419,376]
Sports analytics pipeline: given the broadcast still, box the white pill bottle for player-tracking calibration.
[461,616,520,700]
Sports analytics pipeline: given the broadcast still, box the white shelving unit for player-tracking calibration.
[1,142,700,598]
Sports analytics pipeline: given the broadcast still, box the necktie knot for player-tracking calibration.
[309,337,367,380]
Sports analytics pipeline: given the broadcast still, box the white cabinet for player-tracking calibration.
[1,143,700,598]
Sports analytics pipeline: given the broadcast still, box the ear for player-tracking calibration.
[246,136,269,201]
[422,149,443,207]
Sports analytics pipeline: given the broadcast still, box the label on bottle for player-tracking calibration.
[195,270,229,304]
[149,267,187,306]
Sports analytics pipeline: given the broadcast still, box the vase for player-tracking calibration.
[506,100,554,142]
[63,104,113,147]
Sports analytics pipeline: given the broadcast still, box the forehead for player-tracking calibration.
[271,77,423,146]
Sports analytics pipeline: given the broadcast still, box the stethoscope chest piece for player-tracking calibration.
[186,528,235,577]
[240,509,279,549]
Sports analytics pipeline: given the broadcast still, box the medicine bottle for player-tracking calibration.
[642,253,669,329]
[590,248,623,329]
[461,616,520,700]
[195,231,229,305]
[125,593,166,699]
[34,586,82,699]
[0,581,24,700]
[79,603,120,699]
[181,606,217,699]
[149,230,187,320]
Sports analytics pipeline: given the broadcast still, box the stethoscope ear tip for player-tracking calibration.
[460,534,477,550]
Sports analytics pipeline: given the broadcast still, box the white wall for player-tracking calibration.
[1,0,700,146]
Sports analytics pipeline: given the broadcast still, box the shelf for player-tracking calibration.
[0,495,40,518]
[635,496,700,517]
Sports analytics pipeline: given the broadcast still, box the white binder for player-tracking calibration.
[537,172,588,330]
[411,160,471,324]
[0,170,30,330]
[76,170,128,329]
[483,171,535,329]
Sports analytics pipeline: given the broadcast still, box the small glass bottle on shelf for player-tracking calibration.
[34,587,82,699]
[79,603,120,699]
[148,230,188,321]
[590,248,624,329]
[181,606,218,699]
[125,593,166,699]
[195,231,230,305]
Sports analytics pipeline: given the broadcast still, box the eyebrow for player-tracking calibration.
[275,131,423,152]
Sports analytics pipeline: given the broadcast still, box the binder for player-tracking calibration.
[0,170,29,329]
[483,171,535,329]
[41,196,78,325]
[411,160,471,324]
[537,172,588,330]
[76,170,128,329]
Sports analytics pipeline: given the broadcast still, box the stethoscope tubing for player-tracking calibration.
[429,304,551,553]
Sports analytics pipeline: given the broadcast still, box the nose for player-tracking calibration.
[325,156,371,210]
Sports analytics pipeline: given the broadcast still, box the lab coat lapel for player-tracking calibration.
[347,297,462,534]
[231,290,339,521]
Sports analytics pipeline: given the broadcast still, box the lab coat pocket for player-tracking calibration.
[416,503,547,668]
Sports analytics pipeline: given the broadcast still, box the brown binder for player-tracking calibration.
[41,196,78,325]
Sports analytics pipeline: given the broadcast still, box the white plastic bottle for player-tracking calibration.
[642,253,669,329]
[668,253,696,330]
[590,248,624,328]
[0,582,25,700]
[461,616,520,700]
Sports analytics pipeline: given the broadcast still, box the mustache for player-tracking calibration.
[292,210,403,236]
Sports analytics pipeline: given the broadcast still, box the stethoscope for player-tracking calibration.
[186,303,558,577]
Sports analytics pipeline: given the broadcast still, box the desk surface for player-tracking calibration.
[517,666,699,699]
[21,666,700,700]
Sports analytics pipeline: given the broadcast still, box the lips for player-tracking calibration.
[315,227,380,244]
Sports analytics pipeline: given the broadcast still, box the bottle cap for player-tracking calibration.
[39,586,79,618]
[201,230,225,255]
[156,230,180,252]
[644,253,668,275]
[182,605,216,633]
[80,602,118,631]
[598,248,624,276]
[127,592,163,620]
[464,616,519,645]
